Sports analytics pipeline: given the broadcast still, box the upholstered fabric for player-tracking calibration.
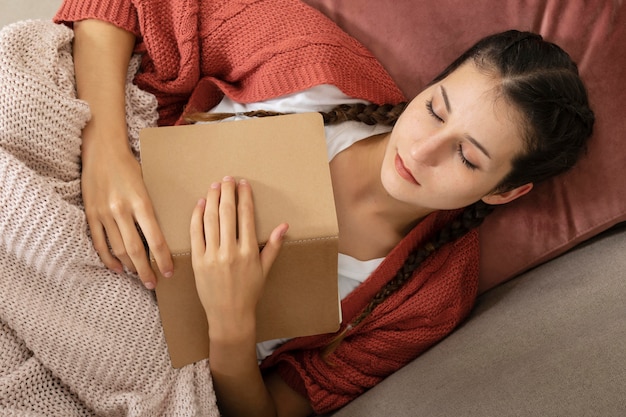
[303,0,626,292]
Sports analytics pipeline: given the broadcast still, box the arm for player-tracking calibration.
[190,177,313,417]
[73,19,173,288]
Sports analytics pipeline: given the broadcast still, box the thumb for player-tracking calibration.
[260,223,289,276]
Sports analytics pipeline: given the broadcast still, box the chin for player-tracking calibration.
[381,173,417,204]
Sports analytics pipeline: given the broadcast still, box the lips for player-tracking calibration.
[395,153,420,185]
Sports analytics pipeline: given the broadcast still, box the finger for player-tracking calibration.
[88,219,124,274]
[218,176,237,248]
[100,217,136,273]
[190,198,207,260]
[134,200,174,278]
[236,179,257,249]
[204,181,222,253]
[116,218,157,289]
[260,223,289,277]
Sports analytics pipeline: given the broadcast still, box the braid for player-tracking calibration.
[322,201,494,360]
[183,102,407,126]
[320,102,407,126]
[183,110,286,123]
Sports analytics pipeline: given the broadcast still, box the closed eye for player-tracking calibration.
[457,144,478,170]
[425,99,443,122]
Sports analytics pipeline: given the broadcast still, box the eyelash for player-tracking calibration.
[457,144,478,170]
[425,99,443,122]
[425,99,478,170]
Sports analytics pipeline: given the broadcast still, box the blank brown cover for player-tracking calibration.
[139,113,341,368]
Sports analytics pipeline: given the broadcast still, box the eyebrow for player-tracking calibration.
[465,134,492,159]
[440,85,452,114]
[440,85,492,160]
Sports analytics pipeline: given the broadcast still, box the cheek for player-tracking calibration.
[430,169,495,204]
[452,173,504,203]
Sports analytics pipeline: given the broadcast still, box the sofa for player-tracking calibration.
[3,1,625,416]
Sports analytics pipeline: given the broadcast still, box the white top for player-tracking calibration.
[206,84,390,361]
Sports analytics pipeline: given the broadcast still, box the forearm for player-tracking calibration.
[193,180,311,416]
[73,19,135,155]
[209,318,277,417]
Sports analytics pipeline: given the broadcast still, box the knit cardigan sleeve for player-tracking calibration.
[54,0,406,126]
[54,0,141,36]
[260,210,481,415]
[54,0,203,126]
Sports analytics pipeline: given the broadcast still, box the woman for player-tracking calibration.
[186,36,594,417]
[48,0,594,415]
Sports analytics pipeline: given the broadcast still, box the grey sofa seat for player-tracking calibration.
[332,224,626,417]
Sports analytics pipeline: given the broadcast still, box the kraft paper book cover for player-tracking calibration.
[139,113,341,368]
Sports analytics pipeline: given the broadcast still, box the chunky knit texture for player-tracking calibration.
[54,0,406,126]
[0,21,218,416]
[1,1,479,415]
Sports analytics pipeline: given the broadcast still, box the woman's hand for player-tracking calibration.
[81,132,173,288]
[73,19,173,288]
[190,176,288,340]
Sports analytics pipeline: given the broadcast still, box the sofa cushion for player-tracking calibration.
[303,0,626,292]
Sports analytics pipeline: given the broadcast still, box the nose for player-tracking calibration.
[409,133,447,167]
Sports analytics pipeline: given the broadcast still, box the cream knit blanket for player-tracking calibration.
[0,20,218,416]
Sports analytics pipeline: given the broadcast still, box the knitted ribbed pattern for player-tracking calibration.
[261,210,480,415]
[54,0,406,126]
[0,21,218,416]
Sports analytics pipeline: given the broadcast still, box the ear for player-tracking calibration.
[481,183,533,205]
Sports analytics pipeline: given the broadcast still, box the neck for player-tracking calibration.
[330,133,434,259]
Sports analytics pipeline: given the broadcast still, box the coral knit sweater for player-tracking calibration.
[55,0,405,126]
[55,0,480,414]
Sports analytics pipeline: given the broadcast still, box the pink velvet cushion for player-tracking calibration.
[303,0,626,293]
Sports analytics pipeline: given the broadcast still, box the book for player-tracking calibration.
[139,113,341,368]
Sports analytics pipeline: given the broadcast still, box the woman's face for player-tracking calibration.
[382,62,530,211]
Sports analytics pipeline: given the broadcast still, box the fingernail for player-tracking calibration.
[210,182,220,189]
[164,271,173,278]
[144,281,155,290]
[223,175,233,181]
[239,178,248,185]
